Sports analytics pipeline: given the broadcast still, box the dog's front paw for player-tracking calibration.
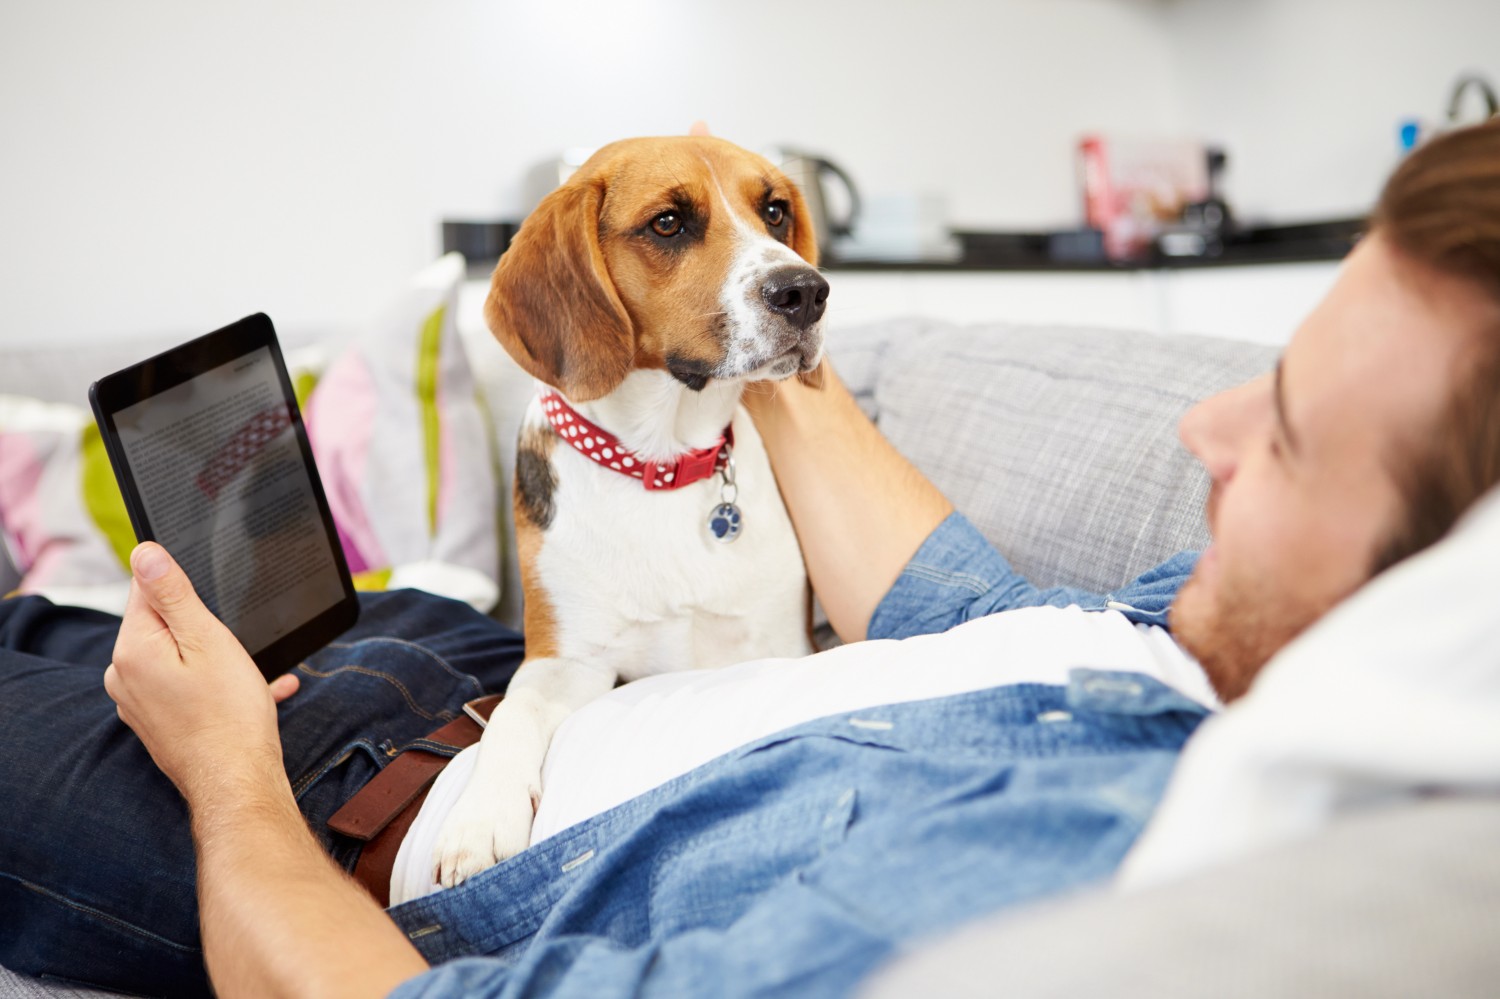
[432,780,540,888]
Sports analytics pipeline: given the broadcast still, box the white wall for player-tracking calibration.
[0,0,1180,346]
[1163,0,1500,222]
[1,0,1495,347]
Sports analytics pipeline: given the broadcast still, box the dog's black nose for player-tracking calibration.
[761,267,830,331]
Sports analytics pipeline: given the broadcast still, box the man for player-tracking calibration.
[3,120,1498,998]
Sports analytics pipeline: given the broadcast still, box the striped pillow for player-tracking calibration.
[0,346,327,612]
[0,254,500,615]
[303,253,500,612]
[0,395,136,610]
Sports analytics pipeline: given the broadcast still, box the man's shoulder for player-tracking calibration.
[870,511,1200,640]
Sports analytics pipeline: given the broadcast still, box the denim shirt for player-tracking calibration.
[389,513,1204,999]
[870,512,1198,640]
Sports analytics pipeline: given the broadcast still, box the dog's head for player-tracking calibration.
[485,136,827,401]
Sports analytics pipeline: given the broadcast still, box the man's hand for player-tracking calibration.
[104,542,430,998]
[103,542,298,802]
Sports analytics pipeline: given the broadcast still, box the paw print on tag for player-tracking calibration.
[707,502,743,543]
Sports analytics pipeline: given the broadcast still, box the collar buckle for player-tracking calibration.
[643,444,724,491]
[541,389,734,492]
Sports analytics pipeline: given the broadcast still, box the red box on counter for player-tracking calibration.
[1079,135,1210,261]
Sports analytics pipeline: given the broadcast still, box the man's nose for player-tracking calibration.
[1178,373,1271,483]
[761,267,830,331]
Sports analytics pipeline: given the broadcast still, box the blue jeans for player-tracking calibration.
[0,589,524,997]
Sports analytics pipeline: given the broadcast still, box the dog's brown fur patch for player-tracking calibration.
[514,421,559,531]
[514,512,560,661]
[485,136,819,401]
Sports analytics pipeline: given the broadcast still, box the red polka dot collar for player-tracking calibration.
[538,391,734,491]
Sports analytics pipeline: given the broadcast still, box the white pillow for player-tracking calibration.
[0,395,136,611]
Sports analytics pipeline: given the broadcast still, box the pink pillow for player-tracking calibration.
[304,253,500,611]
[1,254,501,615]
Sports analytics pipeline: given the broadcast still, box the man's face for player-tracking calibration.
[1172,233,1491,701]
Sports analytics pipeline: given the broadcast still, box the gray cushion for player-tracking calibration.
[863,320,1275,592]
[0,967,119,999]
[862,795,1500,999]
[824,316,924,419]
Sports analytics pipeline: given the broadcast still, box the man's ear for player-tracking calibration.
[485,179,635,401]
[783,176,820,268]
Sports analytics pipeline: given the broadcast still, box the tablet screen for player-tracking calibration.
[109,344,347,657]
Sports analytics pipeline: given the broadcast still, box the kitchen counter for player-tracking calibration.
[823,218,1363,273]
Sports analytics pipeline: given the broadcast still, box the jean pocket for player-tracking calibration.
[294,738,386,867]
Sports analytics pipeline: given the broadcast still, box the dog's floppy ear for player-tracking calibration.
[485,179,635,401]
[783,177,820,268]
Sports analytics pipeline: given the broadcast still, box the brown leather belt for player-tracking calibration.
[327,693,503,908]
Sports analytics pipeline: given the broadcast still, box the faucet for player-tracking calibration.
[1447,73,1499,125]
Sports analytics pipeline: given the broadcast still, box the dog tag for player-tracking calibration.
[708,502,743,543]
[708,447,743,543]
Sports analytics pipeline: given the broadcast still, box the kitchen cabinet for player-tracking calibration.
[821,261,1340,347]
[457,260,1340,358]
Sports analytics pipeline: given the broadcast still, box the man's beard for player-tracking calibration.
[1170,561,1331,704]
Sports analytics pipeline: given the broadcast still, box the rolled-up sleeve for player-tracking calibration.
[866,512,1115,641]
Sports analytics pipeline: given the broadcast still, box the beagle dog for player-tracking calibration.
[433,136,828,885]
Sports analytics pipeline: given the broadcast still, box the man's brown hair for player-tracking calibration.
[1370,118,1500,572]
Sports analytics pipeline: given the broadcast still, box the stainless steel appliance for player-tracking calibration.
[765,147,861,257]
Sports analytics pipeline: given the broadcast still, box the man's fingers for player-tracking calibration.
[130,543,214,641]
[103,663,138,729]
[688,120,711,136]
[122,575,145,618]
[114,578,172,663]
[269,673,300,704]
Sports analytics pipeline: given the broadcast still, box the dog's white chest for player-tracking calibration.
[531,405,808,677]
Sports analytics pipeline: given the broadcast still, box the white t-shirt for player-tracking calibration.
[390,605,1217,906]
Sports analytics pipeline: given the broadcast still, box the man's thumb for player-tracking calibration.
[131,543,209,632]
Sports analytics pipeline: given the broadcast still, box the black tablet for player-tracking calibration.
[89,313,358,680]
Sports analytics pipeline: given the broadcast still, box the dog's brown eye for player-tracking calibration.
[764,202,786,226]
[652,213,682,237]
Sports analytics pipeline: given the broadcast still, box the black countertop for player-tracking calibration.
[442,218,1363,275]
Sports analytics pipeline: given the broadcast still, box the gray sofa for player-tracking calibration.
[7,319,1492,997]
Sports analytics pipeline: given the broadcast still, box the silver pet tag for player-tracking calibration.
[707,448,743,543]
[708,501,743,543]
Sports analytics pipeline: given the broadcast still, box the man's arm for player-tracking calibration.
[104,543,427,999]
[189,769,427,999]
[743,363,953,643]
